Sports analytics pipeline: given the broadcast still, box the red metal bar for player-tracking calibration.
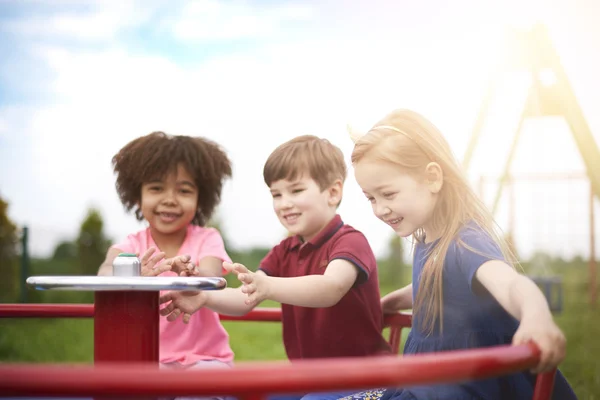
[0,303,94,318]
[94,292,159,364]
[533,369,557,400]
[219,307,283,322]
[0,304,413,329]
[0,343,544,398]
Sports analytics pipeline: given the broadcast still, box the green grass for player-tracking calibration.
[0,263,597,398]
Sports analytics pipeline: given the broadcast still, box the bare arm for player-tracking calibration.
[267,259,358,307]
[475,260,566,373]
[474,260,552,321]
[159,272,267,319]
[204,286,257,316]
[381,283,413,314]
[97,247,123,276]
[233,259,359,308]
[195,256,224,277]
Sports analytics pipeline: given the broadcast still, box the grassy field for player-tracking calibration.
[0,262,597,398]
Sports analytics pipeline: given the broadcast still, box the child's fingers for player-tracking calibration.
[158,292,174,305]
[166,308,182,322]
[159,302,175,316]
[222,261,235,272]
[245,294,259,307]
[148,251,170,269]
[182,313,192,324]
[241,283,256,294]
[232,263,249,274]
[237,273,253,284]
[140,247,157,264]
[151,260,172,276]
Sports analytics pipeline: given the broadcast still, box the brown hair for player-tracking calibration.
[351,109,516,334]
[112,131,232,226]
[263,135,347,196]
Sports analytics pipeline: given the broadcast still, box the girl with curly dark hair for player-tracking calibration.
[97,131,235,378]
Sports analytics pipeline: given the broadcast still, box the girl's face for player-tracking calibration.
[354,159,439,239]
[139,164,198,236]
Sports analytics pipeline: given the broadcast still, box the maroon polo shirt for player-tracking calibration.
[259,214,392,360]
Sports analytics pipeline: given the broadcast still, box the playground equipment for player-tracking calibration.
[0,259,557,399]
[464,23,599,306]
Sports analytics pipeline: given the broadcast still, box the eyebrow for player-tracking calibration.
[177,180,197,187]
[269,181,305,193]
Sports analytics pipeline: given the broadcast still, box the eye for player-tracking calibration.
[148,186,162,192]
[180,188,194,194]
[365,196,375,203]
[292,188,305,194]
[271,193,281,198]
[383,192,397,200]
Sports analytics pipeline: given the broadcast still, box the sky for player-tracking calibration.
[0,0,599,263]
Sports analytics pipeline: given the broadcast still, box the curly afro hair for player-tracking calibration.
[112,132,232,226]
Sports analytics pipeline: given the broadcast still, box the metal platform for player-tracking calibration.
[26,276,227,291]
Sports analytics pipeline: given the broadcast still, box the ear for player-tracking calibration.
[424,162,443,194]
[327,179,344,206]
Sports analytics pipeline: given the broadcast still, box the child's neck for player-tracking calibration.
[149,226,188,258]
[299,212,337,243]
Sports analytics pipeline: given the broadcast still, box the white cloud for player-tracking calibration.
[2,0,163,41]
[171,0,313,41]
[1,0,599,261]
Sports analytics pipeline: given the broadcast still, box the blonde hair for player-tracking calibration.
[350,109,517,334]
[263,135,347,194]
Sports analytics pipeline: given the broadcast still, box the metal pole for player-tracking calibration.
[94,291,159,363]
[94,255,159,364]
[590,181,597,306]
[20,226,29,303]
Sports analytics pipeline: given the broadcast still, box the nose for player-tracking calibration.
[374,202,391,219]
[277,194,293,210]
[161,189,177,206]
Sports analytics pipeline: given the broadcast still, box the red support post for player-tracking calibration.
[94,291,159,364]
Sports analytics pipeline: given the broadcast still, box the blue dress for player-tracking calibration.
[342,225,577,400]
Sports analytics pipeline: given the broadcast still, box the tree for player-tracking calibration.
[0,195,19,301]
[76,208,111,275]
[381,234,410,287]
[52,240,78,261]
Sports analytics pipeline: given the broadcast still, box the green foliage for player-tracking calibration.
[76,208,111,275]
[52,240,77,260]
[0,195,19,302]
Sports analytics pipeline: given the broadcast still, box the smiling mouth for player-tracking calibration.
[387,217,403,225]
[156,212,182,221]
[283,213,301,222]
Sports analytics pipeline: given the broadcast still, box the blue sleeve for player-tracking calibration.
[455,226,505,292]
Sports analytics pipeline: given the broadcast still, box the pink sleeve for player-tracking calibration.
[110,236,138,255]
[198,228,232,264]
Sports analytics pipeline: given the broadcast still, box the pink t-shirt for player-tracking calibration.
[112,224,234,365]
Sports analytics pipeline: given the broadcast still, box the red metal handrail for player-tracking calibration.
[0,303,554,399]
[0,343,548,398]
[0,303,411,326]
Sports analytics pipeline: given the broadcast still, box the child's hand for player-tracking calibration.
[513,315,566,373]
[139,247,171,276]
[159,291,207,324]
[224,262,270,307]
[163,254,196,276]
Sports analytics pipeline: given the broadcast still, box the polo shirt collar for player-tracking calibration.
[290,214,343,250]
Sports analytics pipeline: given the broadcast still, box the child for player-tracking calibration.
[343,109,577,399]
[97,131,235,376]
[160,135,392,400]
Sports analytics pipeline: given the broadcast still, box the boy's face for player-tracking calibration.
[269,174,340,241]
[139,163,198,236]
